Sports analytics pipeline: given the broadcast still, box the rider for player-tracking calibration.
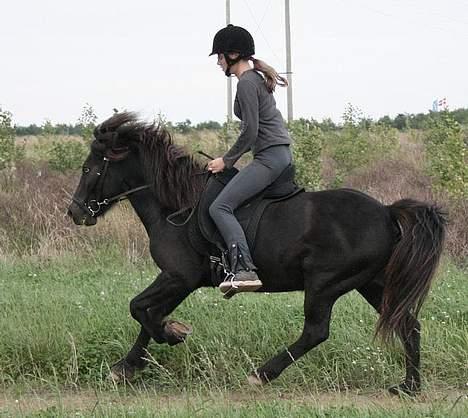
[208,24,292,296]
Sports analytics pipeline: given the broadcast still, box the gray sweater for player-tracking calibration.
[222,69,291,169]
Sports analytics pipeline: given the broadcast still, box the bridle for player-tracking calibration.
[72,155,150,218]
[72,149,212,220]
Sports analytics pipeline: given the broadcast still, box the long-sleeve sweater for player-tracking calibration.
[222,69,291,169]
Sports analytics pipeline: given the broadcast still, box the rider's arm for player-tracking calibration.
[222,79,259,169]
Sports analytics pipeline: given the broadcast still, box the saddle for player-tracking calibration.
[197,164,304,253]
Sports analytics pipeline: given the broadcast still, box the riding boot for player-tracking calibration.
[219,242,262,298]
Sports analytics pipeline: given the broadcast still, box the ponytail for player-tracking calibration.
[249,57,288,93]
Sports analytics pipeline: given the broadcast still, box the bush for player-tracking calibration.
[48,140,88,172]
[425,112,467,199]
[0,108,24,170]
[327,105,370,186]
[367,122,399,159]
[289,119,322,190]
[216,120,240,155]
[326,105,399,187]
[77,103,97,143]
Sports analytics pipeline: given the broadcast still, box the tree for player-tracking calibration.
[0,107,24,170]
[77,103,98,143]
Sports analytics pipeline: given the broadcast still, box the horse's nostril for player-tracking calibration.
[67,208,73,217]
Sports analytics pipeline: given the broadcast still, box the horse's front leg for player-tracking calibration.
[111,270,198,381]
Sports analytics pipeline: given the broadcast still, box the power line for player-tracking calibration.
[242,0,284,67]
[334,0,468,38]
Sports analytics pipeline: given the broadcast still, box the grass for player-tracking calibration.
[1,128,466,415]
[1,390,467,417]
[0,252,466,395]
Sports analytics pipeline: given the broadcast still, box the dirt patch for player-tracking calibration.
[0,388,466,414]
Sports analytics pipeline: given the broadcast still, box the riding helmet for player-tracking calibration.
[209,24,255,57]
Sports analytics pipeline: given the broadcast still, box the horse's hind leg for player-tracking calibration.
[249,285,336,385]
[358,280,421,395]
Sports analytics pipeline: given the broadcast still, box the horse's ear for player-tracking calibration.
[93,125,102,139]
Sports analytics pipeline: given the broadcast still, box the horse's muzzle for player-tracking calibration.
[67,202,97,226]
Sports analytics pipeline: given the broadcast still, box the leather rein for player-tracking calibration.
[73,150,213,219]
[72,156,150,217]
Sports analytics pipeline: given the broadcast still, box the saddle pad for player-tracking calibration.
[198,168,304,250]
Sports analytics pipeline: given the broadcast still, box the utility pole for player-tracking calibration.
[285,0,293,121]
[226,0,233,121]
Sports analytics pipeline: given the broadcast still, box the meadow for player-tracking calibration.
[0,111,467,416]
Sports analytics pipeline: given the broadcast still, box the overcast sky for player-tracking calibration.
[1,0,467,126]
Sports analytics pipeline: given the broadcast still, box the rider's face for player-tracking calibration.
[216,52,240,74]
[217,53,228,72]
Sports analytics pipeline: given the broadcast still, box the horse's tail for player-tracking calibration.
[376,199,447,342]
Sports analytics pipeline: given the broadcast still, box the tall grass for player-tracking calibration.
[2,130,466,263]
[2,391,467,417]
[0,254,466,392]
[1,129,466,416]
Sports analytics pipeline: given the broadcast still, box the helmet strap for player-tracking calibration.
[223,53,242,77]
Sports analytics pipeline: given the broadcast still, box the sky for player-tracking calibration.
[1,0,467,126]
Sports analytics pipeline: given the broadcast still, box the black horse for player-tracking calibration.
[67,113,446,395]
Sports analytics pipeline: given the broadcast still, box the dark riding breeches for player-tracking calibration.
[209,145,292,271]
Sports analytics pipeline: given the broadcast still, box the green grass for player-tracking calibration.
[0,252,466,393]
[1,390,467,417]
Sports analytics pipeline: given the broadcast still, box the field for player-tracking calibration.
[0,252,467,416]
[0,121,467,416]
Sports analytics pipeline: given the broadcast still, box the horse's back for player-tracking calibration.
[253,189,395,290]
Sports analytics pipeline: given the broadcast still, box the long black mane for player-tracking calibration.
[97,112,206,211]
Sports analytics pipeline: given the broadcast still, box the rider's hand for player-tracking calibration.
[208,157,225,174]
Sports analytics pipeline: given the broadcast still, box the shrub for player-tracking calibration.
[216,120,240,155]
[289,119,322,190]
[425,112,467,199]
[327,105,370,186]
[367,122,399,159]
[48,139,88,172]
[77,103,97,143]
[326,105,399,187]
[0,107,24,170]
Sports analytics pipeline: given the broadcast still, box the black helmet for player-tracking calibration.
[209,24,255,57]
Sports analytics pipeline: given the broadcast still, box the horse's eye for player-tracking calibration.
[83,167,90,174]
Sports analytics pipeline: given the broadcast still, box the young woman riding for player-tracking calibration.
[208,24,292,297]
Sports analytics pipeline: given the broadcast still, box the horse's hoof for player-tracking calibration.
[109,359,135,382]
[388,382,420,397]
[163,319,192,346]
[247,373,265,386]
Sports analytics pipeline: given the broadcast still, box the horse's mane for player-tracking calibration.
[96,112,206,211]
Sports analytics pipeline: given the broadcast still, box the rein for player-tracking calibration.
[73,156,150,217]
[74,150,211,220]
[165,150,213,227]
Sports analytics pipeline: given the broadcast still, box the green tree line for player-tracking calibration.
[13,108,468,136]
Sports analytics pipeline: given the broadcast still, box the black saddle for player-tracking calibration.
[197,164,304,252]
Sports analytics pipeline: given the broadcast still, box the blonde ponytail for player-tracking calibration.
[250,57,288,93]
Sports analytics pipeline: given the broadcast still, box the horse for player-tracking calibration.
[67,112,446,395]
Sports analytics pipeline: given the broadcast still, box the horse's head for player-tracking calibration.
[67,113,146,226]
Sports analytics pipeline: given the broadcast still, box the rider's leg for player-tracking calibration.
[209,145,291,294]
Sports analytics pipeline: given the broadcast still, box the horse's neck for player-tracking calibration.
[127,189,165,237]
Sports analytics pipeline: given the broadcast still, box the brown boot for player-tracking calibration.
[219,270,262,299]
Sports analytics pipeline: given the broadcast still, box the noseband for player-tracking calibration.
[72,156,150,218]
